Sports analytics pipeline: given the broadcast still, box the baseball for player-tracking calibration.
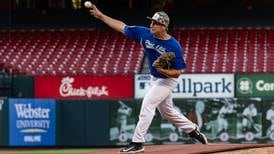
[84,1,92,8]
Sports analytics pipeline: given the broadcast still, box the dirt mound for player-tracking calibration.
[91,144,274,154]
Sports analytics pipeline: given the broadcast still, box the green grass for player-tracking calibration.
[0,149,102,154]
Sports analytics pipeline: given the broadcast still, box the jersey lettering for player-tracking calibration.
[144,40,166,54]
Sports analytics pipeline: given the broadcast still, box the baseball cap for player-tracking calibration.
[146,11,169,27]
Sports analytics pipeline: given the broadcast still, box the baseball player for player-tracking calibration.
[266,102,274,136]
[216,99,234,136]
[117,101,133,134]
[89,4,208,154]
[242,103,257,133]
[187,100,206,130]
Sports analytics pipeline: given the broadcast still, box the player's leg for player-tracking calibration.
[271,124,274,132]
[217,117,225,135]
[119,83,171,153]
[224,119,228,131]
[120,119,127,133]
[133,84,171,142]
[157,94,208,144]
[242,118,248,133]
[158,94,195,133]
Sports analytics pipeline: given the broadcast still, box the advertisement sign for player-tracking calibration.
[0,99,5,145]
[134,75,151,98]
[9,99,56,146]
[236,74,274,97]
[35,75,134,99]
[135,74,234,98]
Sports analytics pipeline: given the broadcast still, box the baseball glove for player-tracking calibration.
[152,52,176,69]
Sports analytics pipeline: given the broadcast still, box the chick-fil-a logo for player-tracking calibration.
[59,77,109,98]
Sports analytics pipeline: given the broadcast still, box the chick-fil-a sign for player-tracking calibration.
[35,75,133,99]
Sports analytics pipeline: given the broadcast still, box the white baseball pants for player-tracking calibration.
[132,77,197,143]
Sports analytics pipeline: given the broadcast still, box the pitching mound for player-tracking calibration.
[91,144,274,154]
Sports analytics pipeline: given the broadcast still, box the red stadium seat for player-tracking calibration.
[173,28,274,73]
[0,29,144,75]
[1,28,274,75]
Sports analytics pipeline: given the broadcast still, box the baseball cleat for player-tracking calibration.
[189,127,208,144]
[118,142,144,154]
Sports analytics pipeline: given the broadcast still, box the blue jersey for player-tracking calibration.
[124,25,186,78]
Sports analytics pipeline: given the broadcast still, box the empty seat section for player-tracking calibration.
[0,29,144,75]
[1,28,274,75]
[174,28,274,73]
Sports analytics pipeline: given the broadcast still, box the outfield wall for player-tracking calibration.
[0,73,274,146]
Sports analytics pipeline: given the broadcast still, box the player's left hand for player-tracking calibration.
[152,52,176,69]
